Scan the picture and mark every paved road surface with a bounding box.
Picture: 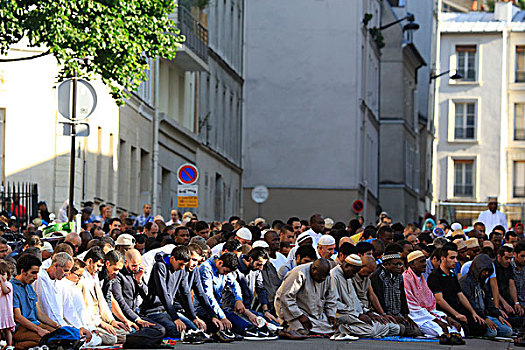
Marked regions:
[173,337,513,350]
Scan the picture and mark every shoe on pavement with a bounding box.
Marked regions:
[333,333,358,341]
[212,331,235,343]
[244,326,266,340]
[223,330,243,341]
[257,325,278,340]
[181,330,205,344]
[278,330,308,340]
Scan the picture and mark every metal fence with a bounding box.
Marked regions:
[0,182,38,228]
[177,5,209,62]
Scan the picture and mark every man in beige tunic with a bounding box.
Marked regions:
[331,254,402,338]
[275,259,337,338]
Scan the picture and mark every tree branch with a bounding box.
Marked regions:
[0,50,50,62]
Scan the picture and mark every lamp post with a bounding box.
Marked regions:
[429,70,463,83]
[380,12,420,42]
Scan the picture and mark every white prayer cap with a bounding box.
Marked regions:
[324,217,334,229]
[236,227,252,241]
[451,223,462,231]
[42,241,54,253]
[345,254,362,266]
[296,232,312,245]
[318,234,336,246]
[252,240,269,248]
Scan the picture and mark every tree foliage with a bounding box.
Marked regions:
[0,0,184,104]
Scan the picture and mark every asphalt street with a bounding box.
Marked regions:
[172,337,514,350]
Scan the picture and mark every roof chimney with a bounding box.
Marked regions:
[494,1,518,22]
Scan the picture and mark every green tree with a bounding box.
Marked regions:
[0,0,184,104]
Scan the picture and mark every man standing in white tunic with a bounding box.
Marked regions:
[303,214,325,248]
[477,199,508,234]
[275,259,337,339]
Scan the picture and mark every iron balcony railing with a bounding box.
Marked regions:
[176,6,208,63]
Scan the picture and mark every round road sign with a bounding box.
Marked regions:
[57,79,97,120]
[251,185,269,204]
[352,199,364,213]
[177,163,199,185]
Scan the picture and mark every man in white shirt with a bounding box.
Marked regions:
[303,214,325,248]
[34,253,93,342]
[478,200,508,234]
[60,258,101,346]
[79,247,128,345]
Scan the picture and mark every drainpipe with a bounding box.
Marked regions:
[152,58,160,215]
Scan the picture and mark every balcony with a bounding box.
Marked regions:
[170,5,209,71]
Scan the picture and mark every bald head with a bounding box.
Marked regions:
[339,237,353,247]
[310,258,330,282]
[264,230,279,241]
[125,248,142,262]
[65,232,81,253]
[125,249,142,274]
[359,255,377,277]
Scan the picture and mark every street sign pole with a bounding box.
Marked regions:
[68,72,77,221]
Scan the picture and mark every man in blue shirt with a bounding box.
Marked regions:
[13,253,59,349]
[197,253,242,333]
[133,204,154,229]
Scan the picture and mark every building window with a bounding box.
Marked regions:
[516,46,525,82]
[515,103,525,140]
[454,102,476,139]
[456,45,476,81]
[454,160,474,197]
[515,161,525,197]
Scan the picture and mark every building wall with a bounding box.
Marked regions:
[242,0,380,224]
[435,32,503,204]
[0,44,120,214]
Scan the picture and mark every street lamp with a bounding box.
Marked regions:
[380,12,420,42]
[429,69,463,83]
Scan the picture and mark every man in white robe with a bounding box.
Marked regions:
[331,254,401,338]
[275,259,337,338]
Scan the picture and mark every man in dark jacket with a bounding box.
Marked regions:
[459,254,513,338]
[175,244,222,331]
[370,252,420,335]
[140,245,206,338]
[427,243,487,336]
[112,249,166,347]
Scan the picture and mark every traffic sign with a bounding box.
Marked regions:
[352,199,364,213]
[59,122,90,137]
[251,185,269,204]
[57,79,97,120]
[177,163,199,185]
[177,185,198,208]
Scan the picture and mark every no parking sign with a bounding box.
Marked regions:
[177,163,199,185]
